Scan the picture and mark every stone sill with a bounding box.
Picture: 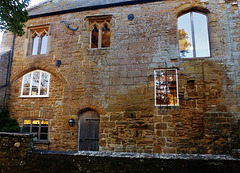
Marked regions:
[87,47,111,51]
[36,141,50,144]
[0,132,37,137]
[171,56,211,62]
[155,105,179,107]
[179,57,211,60]
[25,53,49,58]
[19,95,49,98]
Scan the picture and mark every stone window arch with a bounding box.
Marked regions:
[89,16,111,48]
[27,25,50,56]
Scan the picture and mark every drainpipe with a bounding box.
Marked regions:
[0,34,16,107]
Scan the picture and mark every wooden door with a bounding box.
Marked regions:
[79,110,100,151]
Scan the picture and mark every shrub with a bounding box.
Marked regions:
[0,108,20,132]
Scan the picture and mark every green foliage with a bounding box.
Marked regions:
[0,108,20,132]
[0,0,30,36]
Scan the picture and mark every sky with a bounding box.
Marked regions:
[29,0,46,7]
[0,0,46,47]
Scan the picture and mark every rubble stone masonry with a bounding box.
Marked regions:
[2,0,240,153]
[1,133,240,173]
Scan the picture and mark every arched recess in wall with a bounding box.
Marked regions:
[78,108,100,151]
[10,65,68,87]
[9,65,67,102]
[9,68,66,99]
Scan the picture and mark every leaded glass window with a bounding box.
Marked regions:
[154,69,179,106]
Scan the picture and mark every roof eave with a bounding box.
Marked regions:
[29,0,165,19]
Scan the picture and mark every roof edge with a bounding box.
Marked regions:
[29,0,165,19]
[27,0,50,11]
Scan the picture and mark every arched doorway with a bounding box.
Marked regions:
[78,110,100,151]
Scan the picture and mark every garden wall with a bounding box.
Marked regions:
[1,133,240,173]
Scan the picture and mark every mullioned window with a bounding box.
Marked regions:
[88,16,111,48]
[22,119,49,142]
[27,25,50,55]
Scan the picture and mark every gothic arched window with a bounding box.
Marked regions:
[29,25,49,55]
[178,11,210,58]
[91,25,99,48]
[102,24,110,48]
[89,18,111,48]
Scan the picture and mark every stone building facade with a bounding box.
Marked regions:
[1,0,240,154]
[0,50,10,108]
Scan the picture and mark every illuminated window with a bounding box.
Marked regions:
[28,25,49,55]
[21,70,50,97]
[178,11,210,58]
[22,119,49,142]
[154,69,179,106]
[89,17,111,48]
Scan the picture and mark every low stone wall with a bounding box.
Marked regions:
[22,150,240,173]
[0,132,36,172]
[1,133,240,173]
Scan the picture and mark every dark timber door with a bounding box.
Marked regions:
[79,110,100,151]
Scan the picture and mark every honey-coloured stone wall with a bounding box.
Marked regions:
[2,0,240,153]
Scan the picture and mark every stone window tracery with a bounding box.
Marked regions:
[28,25,50,55]
[21,70,50,97]
[154,69,179,106]
[178,11,210,58]
[89,18,111,48]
